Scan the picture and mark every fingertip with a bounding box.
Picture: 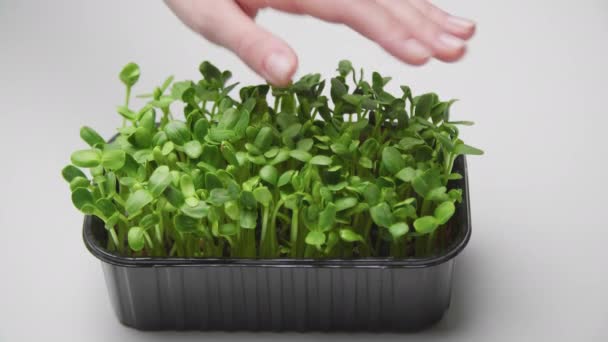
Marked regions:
[446,16,476,40]
[433,34,467,62]
[401,39,432,65]
[262,51,298,86]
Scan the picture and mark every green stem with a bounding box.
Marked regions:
[269,199,285,256]
[290,208,299,258]
[123,86,131,127]
[421,199,433,216]
[444,153,456,184]
[426,231,437,256]
[260,206,270,257]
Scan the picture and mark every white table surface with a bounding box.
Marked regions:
[1,0,607,340]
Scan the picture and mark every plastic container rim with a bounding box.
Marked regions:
[82,157,471,269]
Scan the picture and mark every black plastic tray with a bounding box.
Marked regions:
[83,156,472,331]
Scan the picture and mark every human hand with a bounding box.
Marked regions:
[165,0,475,86]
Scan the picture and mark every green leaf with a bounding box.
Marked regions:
[427,186,448,201]
[398,137,425,150]
[161,141,175,155]
[119,62,140,87]
[205,173,223,190]
[71,188,94,211]
[127,227,145,251]
[324,231,339,254]
[181,201,210,219]
[342,94,364,106]
[282,123,302,140]
[180,174,196,198]
[448,121,475,126]
[80,126,105,147]
[101,149,126,170]
[414,93,436,119]
[414,216,439,234]
[330,143,349,155]
[224,201,239,221]
[117,106,136,121]
[289,149,312,163]
[95,198,118,218]
[221,142,239,166]
[253,187,273,207]
[319,203,337,231]
[148,166,172,197]
[448,189,463,203]
[69,177,90,191]
[359,138,379,157]
[126,189,153,215]
[370,202,393,228]
[130,126,153,148]
[393,204,417,220]
[389,222,409,240]
[193,119,209,142]
[310,155,332,166]
[164,121,190,145]
[184,140,203,159]
[334,197,358,212]
[239,190,257,210]
[412,168,442,198]
[277,170,295,187]
[260,165,278,186]
[454,143,484,155]
[199,61,222,82]
[358,157,373,169]
[219,223,237,236]
[245,143,262,156]
[296,138,314,151]
[434,201,455,224]
[337,60,353,77]
[240,209,257,229]
[164,185,185,208]
[306,231,326,247]
[395,167,416,182]
[71,149,102,168]
[140,214,159,228]
[381,146,404,175]
[448,173,463,180]
[218,108,240,130]
[185,196,199,207]
[363,183,381,206]
[208,188,232,206]
[330,78,348,104]
[133,149,153,163]
[339,229,364,243]
[174,213,198,233]
[208,128,236,142]
[62,165,86,183]
[270,148,290,165]
[254,126,274,150]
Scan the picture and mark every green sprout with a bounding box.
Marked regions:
[63,60,483,258]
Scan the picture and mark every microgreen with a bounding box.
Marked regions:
[63,60,482,258]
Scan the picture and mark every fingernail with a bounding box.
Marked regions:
[403,39,431,59]
[447,16,476,30]
[264,52,293,84]
[438,34,465,50]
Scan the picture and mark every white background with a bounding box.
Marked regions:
[1,0,607,340]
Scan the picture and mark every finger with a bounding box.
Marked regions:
[247,0,432,65]
[407,0,475,40]
[164,0,297,86]
[376,0,466,62]
[235,0,260,18]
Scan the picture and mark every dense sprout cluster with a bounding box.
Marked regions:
[63,61,482,258]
